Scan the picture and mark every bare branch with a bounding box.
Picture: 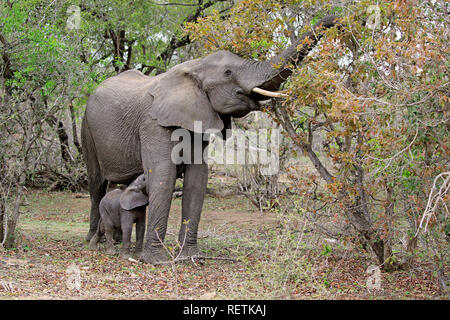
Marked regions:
[416,171,450,235]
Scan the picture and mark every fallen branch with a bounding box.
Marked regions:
[416,171,450,236]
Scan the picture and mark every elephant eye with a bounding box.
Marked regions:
[224,69,232,76]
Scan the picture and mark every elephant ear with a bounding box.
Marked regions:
[146,60,224,133]
[119,189,148,211]
[219,114,232,140]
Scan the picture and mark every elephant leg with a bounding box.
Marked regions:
[88,234,100,250]
[120,215,133,260]
[86,181,108,241]
[104,227,116,255]
[135,213,146,255]
[139,120,177,264]
[99,208,116,255]
[82,116,108,242]
[140,162,177,264]
[178,162,208,258]
[85,171,107,242]
[113,229,122,244]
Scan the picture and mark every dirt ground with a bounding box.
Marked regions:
[0,176,446,300]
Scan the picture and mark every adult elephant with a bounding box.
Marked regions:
[81,15,340,264]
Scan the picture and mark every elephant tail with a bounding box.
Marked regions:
[81,113,108,241]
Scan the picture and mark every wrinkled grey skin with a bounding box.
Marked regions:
[88,174,148,259]
[81,16,339,264]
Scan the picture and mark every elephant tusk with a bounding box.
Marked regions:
[252,87,289,99]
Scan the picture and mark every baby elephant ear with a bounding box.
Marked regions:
[119,189,149,211]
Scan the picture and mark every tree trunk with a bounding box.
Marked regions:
[275,105,389,266]
[46,115,72,168]
[0,196,4,245]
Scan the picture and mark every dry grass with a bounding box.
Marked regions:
[0,176,445,300]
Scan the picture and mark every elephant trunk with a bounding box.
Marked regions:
[250,15,341,98]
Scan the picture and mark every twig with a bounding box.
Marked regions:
[416,171,450,236]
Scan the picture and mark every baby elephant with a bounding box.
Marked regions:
[89,174,148,259]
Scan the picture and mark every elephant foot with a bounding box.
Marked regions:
[85,229,97,242]
[178,246,205,260]
[88,235,99,251]
[139,246,169,265]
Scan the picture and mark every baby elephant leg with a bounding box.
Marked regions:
[120,214,133,259]
[135,213,146,255]
[104,223,116,255]
[98,200,117,255]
